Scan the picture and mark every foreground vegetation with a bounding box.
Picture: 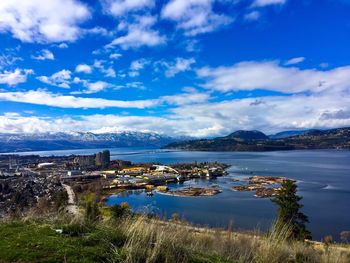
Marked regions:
[1,205,350,263]
[0,180,348,262]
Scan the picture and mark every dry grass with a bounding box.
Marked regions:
[109,215,350,263]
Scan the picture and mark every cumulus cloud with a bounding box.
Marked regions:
[167,92,350,136]
[101,0,155,17]
[0,69,33,86]
[0,0,90,43]
[162,57,196,77]
[37,69,72,88]
[75,64,93,74]
[84,81,112,94]
[31,49,55,60]
[161,0,233,36]
[129,59,150,77]
[93,60,116,78]
[252,0,287,7]
[197,61,350,94]
[108,15,166,49]
[1,91,349,136]
[72,77,115,94]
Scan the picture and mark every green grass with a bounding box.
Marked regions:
[0,221,121,262]
[0,219,232,263]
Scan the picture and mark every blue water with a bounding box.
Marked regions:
[11,148,350,241]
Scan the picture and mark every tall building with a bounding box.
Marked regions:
[95,150,110,168]
[102,150,110,168]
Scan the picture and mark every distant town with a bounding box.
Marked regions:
[0,150,232,217]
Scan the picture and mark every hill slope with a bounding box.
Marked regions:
[164,128,350,151]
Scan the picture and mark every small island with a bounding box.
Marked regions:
[232,176,292,198]
[158,187,222,197]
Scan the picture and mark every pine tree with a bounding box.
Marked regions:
[272,179,312,240]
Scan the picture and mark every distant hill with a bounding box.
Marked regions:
[164,128,350,152]
[223,130,269,140]
[269,130,310,139]
[0,131,185,153]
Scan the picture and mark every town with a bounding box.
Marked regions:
[0,150,229,217]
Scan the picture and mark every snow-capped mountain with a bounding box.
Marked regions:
[0,131,186,152]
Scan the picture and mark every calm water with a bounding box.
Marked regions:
[11,148,350,241]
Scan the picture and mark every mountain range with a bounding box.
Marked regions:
[164,128,350,151]
[0,131,183,152]
[1,128,349,153]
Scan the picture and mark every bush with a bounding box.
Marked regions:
[110,202,131,220]
[53,190,68,210]
[81,193,101,224]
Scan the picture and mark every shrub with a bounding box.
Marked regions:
[110,202,131,220]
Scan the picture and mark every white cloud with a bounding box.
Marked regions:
[0,90,158,109]
[93,60,116,77]
[244,11,260,21]
[129,59,150,77]
[75,64,93,74]
[72,77,116,94]
[108,16,166,49]
[58,43,69,49]
[125,81,145,90]
[284,57,305,65]
[37,69,72,88]
[110,53,122,59]
[0,53,23,69]
[252,0,287,7]
[197,61,350,94]
[0,69,33,86]
[173,94,350,136]
[31,49,55,60]
[104,68,117,78]
[0,0,90,43]
[1,91,349,136]
[160,91,210,106]
[163,57,196,77]
[84,26,113,37]
[102,0,155,17]
[0,89,210,110]
[85,81,112,94]
[161,0,233,36]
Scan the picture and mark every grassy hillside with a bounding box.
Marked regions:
[0,210,349,263]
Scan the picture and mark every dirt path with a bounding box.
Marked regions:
[62,184,79,215]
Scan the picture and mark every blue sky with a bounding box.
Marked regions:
[0,0,350,137]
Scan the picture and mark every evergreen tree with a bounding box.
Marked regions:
[272,179,312,240]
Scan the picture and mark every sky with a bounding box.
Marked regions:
[0,0,350,137]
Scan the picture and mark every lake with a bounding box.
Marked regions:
[11,148,350,241]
